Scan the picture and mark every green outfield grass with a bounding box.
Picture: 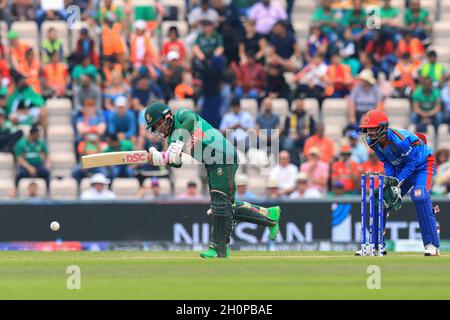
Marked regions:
[0,251,449,299]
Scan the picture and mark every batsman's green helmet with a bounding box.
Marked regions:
[144,102,171,130]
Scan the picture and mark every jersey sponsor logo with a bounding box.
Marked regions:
[391,146,412,166]
[125,153,146,163]
[414,189,422,197]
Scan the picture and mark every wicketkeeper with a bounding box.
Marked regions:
[358,109,440,256]
[144,102,281,258]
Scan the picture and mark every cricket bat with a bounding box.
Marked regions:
[82,150,159,169]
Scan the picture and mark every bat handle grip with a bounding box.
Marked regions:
[161,151,169,164]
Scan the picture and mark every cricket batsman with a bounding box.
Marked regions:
[358,109,440,256]
[144,102,281,258]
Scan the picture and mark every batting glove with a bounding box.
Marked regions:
[148,147,166,166]
[167,140,184,165]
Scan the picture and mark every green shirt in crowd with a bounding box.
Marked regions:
[380,6,400,19]
[0,119,18,134]
[312,7,338,34]
[103,139,134,153]
[404,8,430,26]
[97,6,125,23]
[14,138,48,166]
[71,64,98,84]
[344,9,367,29]
[412,86,440,113]
[6,86,45,116]
[195,32,224,57]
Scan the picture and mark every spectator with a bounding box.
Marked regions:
[97,0,125,23]
[75,28,97,66]
[8,30,30,70]
[73,133,107,183]
[264,178,286,201]
[269,150,298,195]
[41,27,64,64]
[108,96,137,142]
[14,125,50,187]
[295,54,328,103]
[348,69,383,124]
[325,53,353,98]
[380,0,401,32]
[11,0,35,21]
[347,130,368,164]
[267,20,302,71]
[139,177,171,200]
[338,27,360,76]
[419,51,447,88]
[331,180,348,196]
[248,0,287,36]
[364,30,396,76]
[161,51,185,100]
[101,55,124,88]
[103,134,135,179]
[358,51,381,79]
[312,0,339,43]
[231,50,266,100]
[0,108,23,153]
[101,12,126,63]
[344,0,369,41]
[176,181,205,200]
[220,99,254,151]
[404,0,432,43]
[289,172,322,199]
[161,26,187,63]
[235,175,257,201]
[256,98,280,147]
[186,0,219,45]
[331,144,360,193]
[26,181,39,199]
[391,52,420,98]
[6,73,45,126]
[131,68,164,111]
[238,19,267,64]
[71,55,98,85]
[436,149,450,170]
[80,173,116,200]
[130,20,161,77]
[360,149,384,189]
[300,147,329,194]
[43,52,69,98]
[265,63,290,100]
[0,0,8,24]
[192,20,224,67]
[36,0,67,27]
[16,48,41,94]
[306,25,328,62]
[441,78,450,123]
[281,99,316,166]
[104,71,130,113]
[304,123,336,164]
[75,98,107,141]
[396,29,425,62]
[73,75,102,112]
[411,77,442,132]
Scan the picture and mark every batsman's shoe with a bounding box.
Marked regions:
[424,244,440,256]
[354,249,387,256]
[268,206,281,241]
[200,246,230,259]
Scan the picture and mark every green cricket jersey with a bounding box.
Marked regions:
[167,109,238,170]
[14,138,48,166]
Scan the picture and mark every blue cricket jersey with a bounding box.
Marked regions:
[369,128,433,182]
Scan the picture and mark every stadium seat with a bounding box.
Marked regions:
[18,178,47,199]
[324,124,344,149]
[11,21,40,54]
[161,21,189,38]
[48,142,74,153]
[0,153,15,181]
[247,175,267,196]
[112,178,140,199]
[438,124,450,148]
[69,22,97,53]
[51,152,76,170]
[47,125,75,143]
[293,21,309,39]
[429,46,450,62]
[51,168,73,179]
[50,178,78,200]
[384,98,410,129]
[46,99,72,126]
[142,177,172,196]
[80,177,92,193]
[41,21,69,57]
[168,98,195,113]
[0,179,14,199]
[240,99,258,118]
[0,21,7,48]
[272,98,289,118]
[322,99,348,131]
[247,148,270,168]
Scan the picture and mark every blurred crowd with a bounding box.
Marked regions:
[2,0,450,200]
